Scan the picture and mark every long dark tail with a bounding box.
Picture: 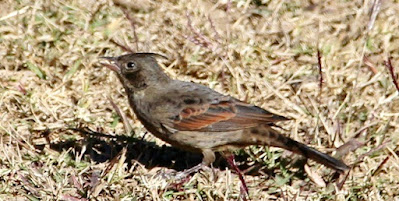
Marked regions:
[249,127,349,172]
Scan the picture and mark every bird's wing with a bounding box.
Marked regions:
[170,97,289,132]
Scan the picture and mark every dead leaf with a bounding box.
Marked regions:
[304,165,326,187]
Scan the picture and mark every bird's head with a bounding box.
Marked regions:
[100,53,169,92]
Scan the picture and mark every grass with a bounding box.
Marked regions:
[1,0,399,200]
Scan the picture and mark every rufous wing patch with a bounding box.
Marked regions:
[174,102,236,130]
[172,99,288,132]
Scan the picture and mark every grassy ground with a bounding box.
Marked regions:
[1,0,399,200]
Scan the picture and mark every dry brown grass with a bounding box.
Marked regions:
[1,0,399,200]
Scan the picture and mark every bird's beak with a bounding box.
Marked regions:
[99,56,119,72]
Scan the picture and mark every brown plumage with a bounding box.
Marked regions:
[101,53,349,173]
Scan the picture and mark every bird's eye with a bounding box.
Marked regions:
[126,62,136,69]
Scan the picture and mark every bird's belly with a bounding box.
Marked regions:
[169,130,244,151]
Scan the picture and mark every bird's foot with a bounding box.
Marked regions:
[157,163,211,191]
[158,163,211,180]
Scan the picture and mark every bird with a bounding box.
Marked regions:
[100,52,349,176]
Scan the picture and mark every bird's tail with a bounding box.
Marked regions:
[247,127,349,172]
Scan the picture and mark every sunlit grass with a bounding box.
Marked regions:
[0,0,398,200]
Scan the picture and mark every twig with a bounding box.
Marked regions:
[371,145,399,176]
[17,82,27,95]
[353,140,391,165]
[121,8,139,52]
[69,127,137,142]
[207,15,221,44]
[89,3,104,24]
[384,56,399,93]
[110,38,134,53]
[225,0,231,12]
[185,11,214,50]
[317,48,323,99]
[352,0,382,94]
[336,168,351,190]
[363,56,378,74]
[367,0,381,33]
[102,147,127,177]
[372,154,390,176]
[107,96,133,135]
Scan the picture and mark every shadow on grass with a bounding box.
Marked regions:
[37,127,314,179]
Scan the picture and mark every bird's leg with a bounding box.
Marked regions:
[225,154,249,196]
